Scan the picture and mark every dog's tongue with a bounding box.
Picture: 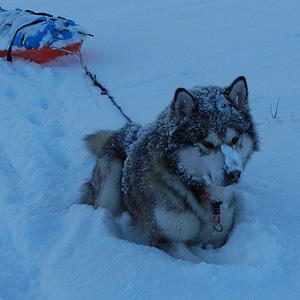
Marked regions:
[220,144,242,173]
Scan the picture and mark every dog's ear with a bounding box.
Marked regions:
[224,76,249,110]
[171,88,195,124]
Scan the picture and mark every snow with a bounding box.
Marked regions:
[0,0,300,299]
[221,144,242,173]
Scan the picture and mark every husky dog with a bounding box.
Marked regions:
[82,76,259,263]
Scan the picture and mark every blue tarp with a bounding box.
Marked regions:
[0,8,87,50]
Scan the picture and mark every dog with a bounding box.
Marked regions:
[81,76,259,263]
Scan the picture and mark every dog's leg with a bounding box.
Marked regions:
[94,158,123,215]
[81,157,124,216]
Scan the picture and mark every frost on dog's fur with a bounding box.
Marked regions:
[82,76,259,263]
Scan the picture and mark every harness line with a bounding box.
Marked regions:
[76,47,132,123]
[53,44,132,123]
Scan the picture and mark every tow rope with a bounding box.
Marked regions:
[77,49,132,123]
[53,45,132,123]
[46,44,133,123]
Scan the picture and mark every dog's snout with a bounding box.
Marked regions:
[226,170,241,183]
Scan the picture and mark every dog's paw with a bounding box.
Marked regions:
[169,241,202,263]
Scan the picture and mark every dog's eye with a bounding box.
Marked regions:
[202,141,215,149]
[232,136,239,145]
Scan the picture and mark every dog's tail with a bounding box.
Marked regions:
[84,130,115,156]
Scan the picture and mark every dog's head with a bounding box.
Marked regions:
[166,76,259,188]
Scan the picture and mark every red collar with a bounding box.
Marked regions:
[202,193,223,232]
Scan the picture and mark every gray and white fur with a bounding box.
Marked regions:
[81,77,259,263]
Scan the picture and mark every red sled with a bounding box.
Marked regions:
[0,41,82,63]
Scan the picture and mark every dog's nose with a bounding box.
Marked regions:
[226,170,241,183]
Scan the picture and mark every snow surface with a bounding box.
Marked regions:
[1,0,300,299]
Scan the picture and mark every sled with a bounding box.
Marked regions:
[0,8,89,63]
[0,41,82,63]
